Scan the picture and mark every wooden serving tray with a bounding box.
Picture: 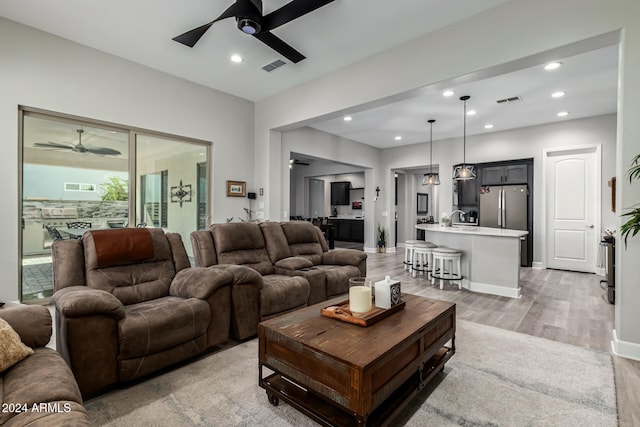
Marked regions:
[321,299,406,327]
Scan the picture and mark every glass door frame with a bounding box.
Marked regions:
[18,105,212,303]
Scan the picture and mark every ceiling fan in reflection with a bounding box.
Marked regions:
[34,129,121,156]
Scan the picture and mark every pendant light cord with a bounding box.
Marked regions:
[463,98,466,165]
[429,121,433,172]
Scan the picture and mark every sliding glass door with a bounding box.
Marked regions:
[19,108,210,302]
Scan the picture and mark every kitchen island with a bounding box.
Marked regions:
[415,224,528,298]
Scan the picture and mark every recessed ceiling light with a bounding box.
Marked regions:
[557,111,569,117]
[552,91,566,98]
[544,62,562,70]
[443,90,455,97]
[230,54,243,63]
[395,136,402,141]
[467,109,476,116]
[343,116,352,122]
[484,124,494,129]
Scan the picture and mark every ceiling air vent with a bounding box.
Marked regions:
[262,59,286,72]
[496,96,522,104]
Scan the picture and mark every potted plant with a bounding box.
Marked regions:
[377,223,386,253]
[621,154,640,247]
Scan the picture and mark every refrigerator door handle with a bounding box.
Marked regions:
[501,189,507,228]
[497,189,503,227]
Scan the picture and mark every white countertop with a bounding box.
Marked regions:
[416,223,528,238]
[329,216,364,220]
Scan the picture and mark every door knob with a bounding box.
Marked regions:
[586,224,595,229]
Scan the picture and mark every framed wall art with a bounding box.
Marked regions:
[226,180,246,197]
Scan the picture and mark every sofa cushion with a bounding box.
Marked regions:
[118,296,210,359]
[211,223,275,275]
[260,222,292,263]
[0,305,52,348]
[280,222,325,265]
[260,275,309,317]
[312,265,362,297]
[0,317,33,373]
[2,348,82,414]
[274,257,313,270]
[83,228,176,305]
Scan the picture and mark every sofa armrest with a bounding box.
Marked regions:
[212,264,264,289]
[322,249,367,266]
[0,305,51,348]
[53,286,125,320]
[274,256,314,270]
[170,267,234,299]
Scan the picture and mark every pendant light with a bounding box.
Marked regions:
[422,119,440,185]
[453,95,477,180]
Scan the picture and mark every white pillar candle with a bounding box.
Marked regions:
[349,286,372,313]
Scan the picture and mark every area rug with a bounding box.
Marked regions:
[84,320,617,426]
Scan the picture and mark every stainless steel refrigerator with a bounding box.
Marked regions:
[479,184,528,265]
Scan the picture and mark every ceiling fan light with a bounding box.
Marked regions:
[238,18,260,34]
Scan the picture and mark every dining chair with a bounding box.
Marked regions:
[45,225,67,241]
[66,221,92,229]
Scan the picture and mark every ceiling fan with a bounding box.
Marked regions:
[172,0,335,63]
[34,129,122,156]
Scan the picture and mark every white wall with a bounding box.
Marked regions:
[0,18,255,301]
[255,0,640,359]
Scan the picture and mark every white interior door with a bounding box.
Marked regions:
[546,147,599,272]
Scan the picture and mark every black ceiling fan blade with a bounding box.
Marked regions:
[172,3,238,47]
[262,0,334,31]
[34,142,73,149]
[87,147,122,156]
[253,31,305,63]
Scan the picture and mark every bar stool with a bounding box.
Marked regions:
[403,240,419,272]
[412,241,438,278]
[431,247,463,290]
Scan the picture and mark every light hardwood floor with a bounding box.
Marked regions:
[365,250,640,426]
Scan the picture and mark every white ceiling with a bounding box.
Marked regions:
[1,0,619,153]
[0,0,510,102]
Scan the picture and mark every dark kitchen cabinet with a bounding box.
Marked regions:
[330,181,351,205]
[327,219,363,243]
[481,164,528,185]
[453,179,478,206]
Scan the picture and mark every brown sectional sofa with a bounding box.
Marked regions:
[190,221,367,340]
[51,228,238,398]
[0,305,91,426]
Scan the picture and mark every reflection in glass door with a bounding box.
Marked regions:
[20,112,129,301]
[135,134,208,257]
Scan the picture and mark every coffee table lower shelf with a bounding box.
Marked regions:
[259,345,454,427]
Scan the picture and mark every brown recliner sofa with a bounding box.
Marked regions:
[0,305,91,426]
[190,222,310,340]
[264,221,366,303]
[52,228,235,398]
[190,221,366,340]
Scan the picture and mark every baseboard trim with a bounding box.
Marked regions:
[364,247,378,253]
[465,280,521,298]
[611,329,640,361]
[532,262,544,269]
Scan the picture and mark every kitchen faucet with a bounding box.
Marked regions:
[450,210,466,223]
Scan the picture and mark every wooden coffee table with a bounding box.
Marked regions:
[258,293,456,426]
